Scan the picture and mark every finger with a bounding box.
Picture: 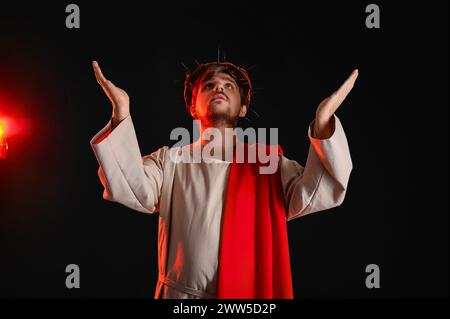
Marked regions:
[101,80,116,99]
[92,61,108,85]
[92,61,103,85]
[334,69,359,105]
[105,80,117,90]
[337,69,359,95]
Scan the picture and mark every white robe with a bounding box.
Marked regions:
[90,114,352,299]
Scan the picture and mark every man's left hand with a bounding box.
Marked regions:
[314,69,359,139]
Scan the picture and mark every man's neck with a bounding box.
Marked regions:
[198,120,238,161]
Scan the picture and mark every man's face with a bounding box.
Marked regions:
[194,72,247,125]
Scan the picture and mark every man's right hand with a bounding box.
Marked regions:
[92,61,130,127]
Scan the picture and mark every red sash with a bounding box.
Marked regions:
[216,143,294,299]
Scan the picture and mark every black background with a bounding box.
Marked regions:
[0,1,448,299]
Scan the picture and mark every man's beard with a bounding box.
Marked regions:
[205,107,238,127]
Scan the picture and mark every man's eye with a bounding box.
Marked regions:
[204,83,213,89]
[225,83,234,89]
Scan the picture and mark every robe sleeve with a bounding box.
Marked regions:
[90,115,167,214]
[280,114,353,221]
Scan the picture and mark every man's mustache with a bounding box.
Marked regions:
[210,92,228,101]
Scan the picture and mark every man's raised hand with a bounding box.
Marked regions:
[314,69,359,139]
[92,61,130,126]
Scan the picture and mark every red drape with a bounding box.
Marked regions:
[216,143,294,299]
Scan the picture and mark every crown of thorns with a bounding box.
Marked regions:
[183,62,253,114]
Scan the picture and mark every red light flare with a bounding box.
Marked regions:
[0,119,8,159]
[0,94,30,160]
[0,108,26,137]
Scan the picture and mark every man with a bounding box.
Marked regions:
[90,60,357,299]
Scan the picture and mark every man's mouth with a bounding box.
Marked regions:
[211,93,227,101]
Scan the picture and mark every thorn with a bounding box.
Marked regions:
[249,108,260,117]
[181,62,191,73]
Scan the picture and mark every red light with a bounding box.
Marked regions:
[0,119,8,159]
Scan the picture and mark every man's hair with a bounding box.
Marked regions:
[184,62,252,118]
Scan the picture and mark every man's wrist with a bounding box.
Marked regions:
[313,115,334,139]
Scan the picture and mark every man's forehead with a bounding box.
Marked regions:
[202,72,237,83]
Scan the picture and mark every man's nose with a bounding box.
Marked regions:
[215,84,224,92]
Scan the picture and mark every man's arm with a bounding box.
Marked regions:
[281,114,352,221]
[281,69,358,221]
[90,61,166,214]
[90,114,166,214]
